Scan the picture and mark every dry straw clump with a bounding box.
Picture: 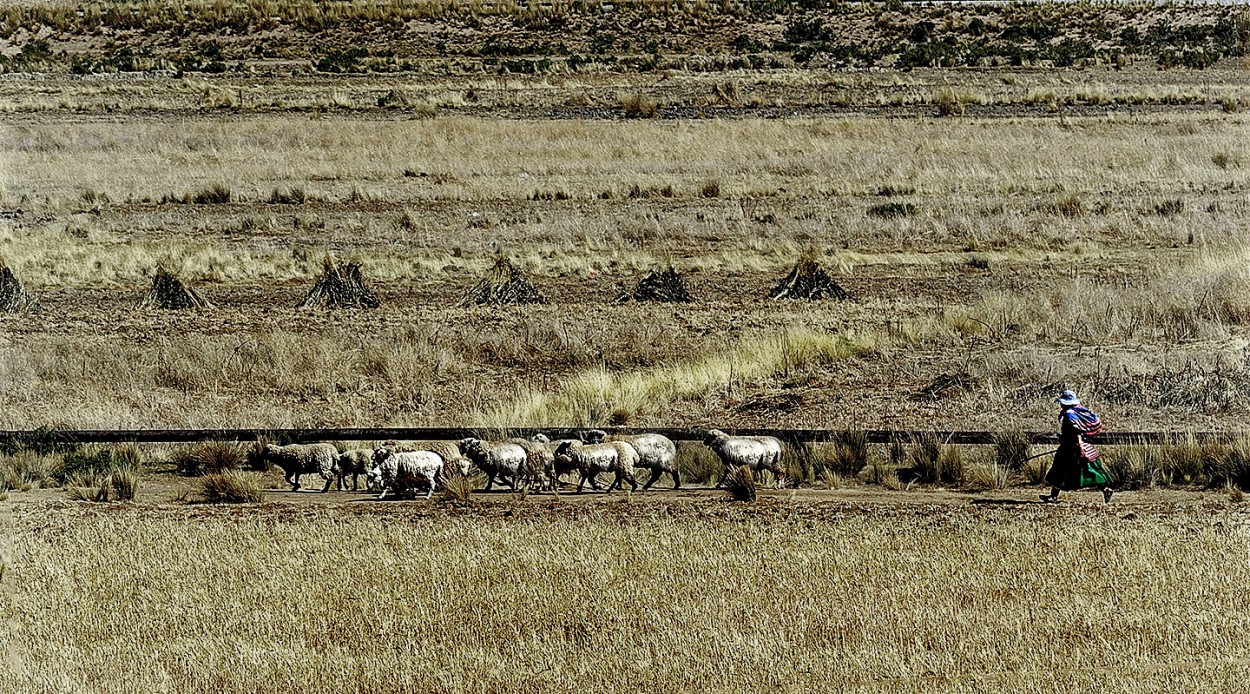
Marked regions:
[137,267,210,310]
[458,255,546,307]
[613,267,692,303]
[198,471,265,503]
[770,256,850,301]
[0,259,37,312]
[298,258,380,309]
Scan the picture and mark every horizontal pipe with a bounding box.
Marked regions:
[0,428,1234,446]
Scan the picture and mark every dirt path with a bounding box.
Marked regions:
[5,474,1237,515]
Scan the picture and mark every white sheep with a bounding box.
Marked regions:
[552,440,638,493]
[336,448,374,491]
[583,430,680,490]
[247,443,341,492]
[368,447,469,500]
[366,440,468,492]
[531,433,584,490]
[507,437,556,490]
[458,438,530,491]
[704,429,787,489]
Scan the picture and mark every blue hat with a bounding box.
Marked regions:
[1056,390,1080,406]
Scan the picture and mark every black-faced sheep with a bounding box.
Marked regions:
[336,448,373,491]
[703,429,787,489]
[248,443,340,492]
[552,440,638,493]
[458,438,530,491]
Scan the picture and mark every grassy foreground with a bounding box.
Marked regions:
[2,500,1250,692]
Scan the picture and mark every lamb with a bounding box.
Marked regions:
[247,443,340,492]
[458,438,530,491]
[368,448,449,500]
[336,448,374,491]
[703,429,787,489]
[552,440,638,493]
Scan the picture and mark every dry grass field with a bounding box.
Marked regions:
[4,1,1250,690]
[4,496,1250,692]
[3,106,1250,431]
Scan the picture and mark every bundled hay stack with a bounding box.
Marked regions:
[769,256,850,301]
[138,268,211,310]
[0,259,36,312]
[297,258,380,310]
[613,267,692,303]
[457,255,546,307]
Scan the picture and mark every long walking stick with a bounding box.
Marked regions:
[1022,449,1058,463]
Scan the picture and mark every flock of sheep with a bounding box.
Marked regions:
[246,429,789,499]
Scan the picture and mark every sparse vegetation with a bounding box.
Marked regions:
[197,470,265,503]
[171,442,246,477]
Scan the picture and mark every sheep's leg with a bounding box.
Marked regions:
[483,473,496,492]
[351,473,359,492]
[586,472,604,491]
[290,471,302,491]
[628,471,638,493]
[425,474,436,500]
[320,474,333,493]
[642,468,662,491]
[577,471,588,493]
[671,468,682,489]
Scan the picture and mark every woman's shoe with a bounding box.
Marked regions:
[1103,488,1114,503]
[1040,494,1059,503]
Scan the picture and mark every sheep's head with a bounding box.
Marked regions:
[703,429,728,447]
[365,466,383,491]
[371,447,393,467]
[245,444,269,470]
[531,433,550,444]
[554,440,582,457]
[580,429,608,444]
[458,438,486,458]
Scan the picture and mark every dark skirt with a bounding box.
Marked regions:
[1046,442,1110,491]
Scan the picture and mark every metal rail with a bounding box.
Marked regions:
[0,427,1233,446]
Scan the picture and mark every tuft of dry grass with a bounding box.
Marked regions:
[723,464,757,502]
[197,471,265,503]
[171,441,246,476]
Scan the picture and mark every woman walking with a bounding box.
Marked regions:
[1041,390,1114,503]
